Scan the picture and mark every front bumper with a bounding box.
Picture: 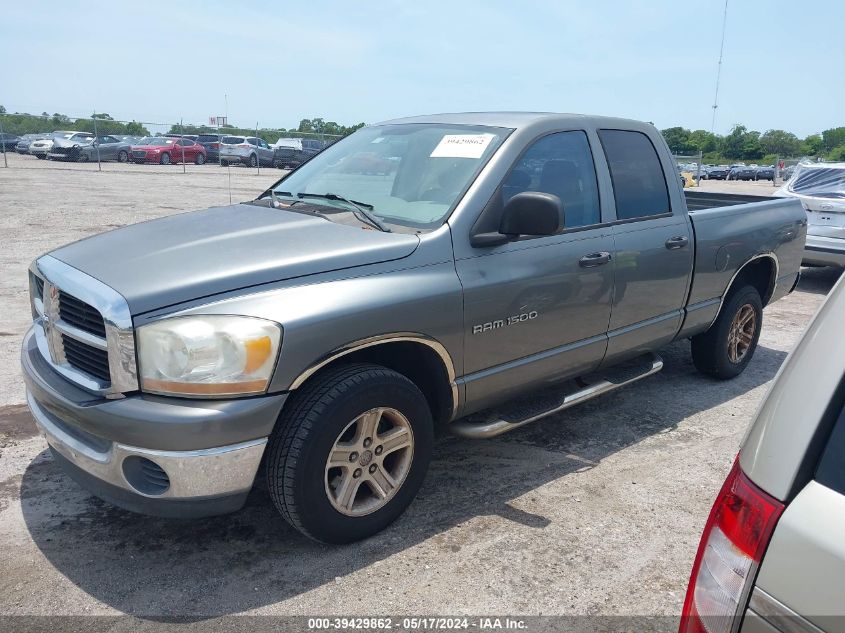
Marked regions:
[22,326,287,518]
[29,147,50,156]
[803,234,845,268]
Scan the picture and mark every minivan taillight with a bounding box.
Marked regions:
[679,458,784,633]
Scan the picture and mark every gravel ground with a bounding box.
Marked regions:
[0,153,840,623]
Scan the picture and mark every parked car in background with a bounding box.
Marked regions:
[47,132,95,161]
[755,165,775,181]
[708,165,730,180]
[49,133,131,163]
[680,273,845,633]
[164,133,198,141]
[15,133,49,154]
[775,161,845,268]
[730,166,758,181]
[196,133,223,162]
[781,164,798,181]
[29,131,75,159]
[130,136,207,165]
[272,138,328,169]
[0,132,22,151]
[219,135,274,167]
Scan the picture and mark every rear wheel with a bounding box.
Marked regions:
[221,159,229,167]
[249,153,258,168]
[692,285,763,379]
[266,363,433,543]
[160,152,171,165]
[77,152,88,163]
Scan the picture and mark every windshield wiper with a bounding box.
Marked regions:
[297,192,390,233]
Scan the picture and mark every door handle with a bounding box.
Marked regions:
[665,236,689,250]
[579,251,612,267]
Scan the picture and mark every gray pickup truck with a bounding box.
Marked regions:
[22,113,806,543]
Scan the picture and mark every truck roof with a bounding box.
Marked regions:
[376,111,653,131]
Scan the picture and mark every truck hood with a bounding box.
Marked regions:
[49,203,420,314]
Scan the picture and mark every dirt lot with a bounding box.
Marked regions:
[0,153,840,622]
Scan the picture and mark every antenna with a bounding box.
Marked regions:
[711,0,729,133]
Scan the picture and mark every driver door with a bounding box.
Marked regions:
[455,130,614,412]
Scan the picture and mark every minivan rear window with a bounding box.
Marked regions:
[222,136,245,144]
[816,403,845,496]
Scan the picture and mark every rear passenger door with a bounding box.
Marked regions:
[597,129,693,366]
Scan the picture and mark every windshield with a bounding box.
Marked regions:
[268,123,508,229]
[787,165,845,199]
[137,137,174,146]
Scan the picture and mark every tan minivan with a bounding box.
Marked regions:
[680,272,845,633]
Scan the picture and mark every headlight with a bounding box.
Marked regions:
[138,315,281,397]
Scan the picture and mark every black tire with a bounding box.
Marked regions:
[249,153,258,168]
[221,159,229,167]
[195,152,206,165]
[36,154,46,160]
[691,285,763,380]
[118,150,128,163]
[266,363,433,544]
[160,152,171,165]
[77,152,88,163]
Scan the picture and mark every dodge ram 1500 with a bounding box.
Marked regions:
[22,112,806,543]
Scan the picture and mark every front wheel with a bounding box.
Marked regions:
[159,152,171,165]
[691,285,763,379]
[117,150,128,163]
[266,363,433,543]
[195,153,206,165]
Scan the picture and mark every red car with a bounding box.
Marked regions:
[129,136,208,165]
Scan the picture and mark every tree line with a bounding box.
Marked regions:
[661,124,845,163]
[0,107,150,137]
[165,117,366,143]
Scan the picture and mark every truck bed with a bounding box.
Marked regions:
[684,190,779,212]
[683,193,806,323]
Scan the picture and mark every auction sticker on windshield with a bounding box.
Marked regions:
[430,133,496,159]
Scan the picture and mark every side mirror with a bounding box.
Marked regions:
[471,191,564,247]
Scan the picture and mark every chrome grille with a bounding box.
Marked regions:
[58,291,107,338]
[61,334,111,382]
[29,255,139,397]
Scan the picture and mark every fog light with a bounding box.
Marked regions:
[122,456,170,496]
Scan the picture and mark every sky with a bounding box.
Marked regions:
[1,0,842,137]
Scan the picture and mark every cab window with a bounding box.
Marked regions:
[598,129,670,220]
[502,131,601,228]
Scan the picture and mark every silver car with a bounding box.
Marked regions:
[219,135,274,167]
[680,272,845,633]
[29,131,76,159]
[48,133,131,163]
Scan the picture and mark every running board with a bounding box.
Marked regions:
[450,353,664,439]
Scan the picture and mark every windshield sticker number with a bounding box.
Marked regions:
[430,133,495,159]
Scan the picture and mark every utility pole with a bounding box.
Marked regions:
[711,0,729,134]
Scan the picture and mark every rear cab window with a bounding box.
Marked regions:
[598,129,671,220]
